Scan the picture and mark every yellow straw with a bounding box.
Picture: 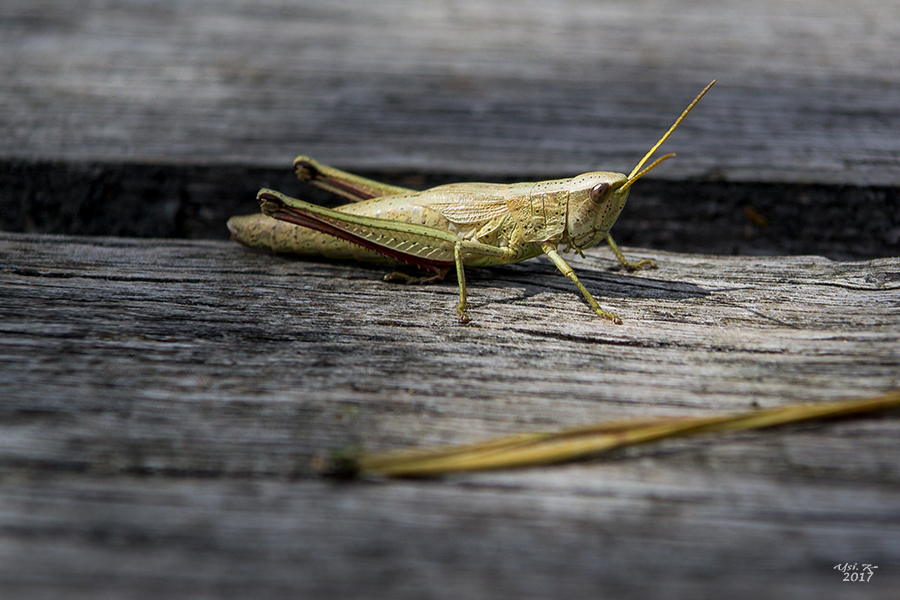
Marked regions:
[327,389,900,478]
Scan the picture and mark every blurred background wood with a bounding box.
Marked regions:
[1,0,899,259]
[2,1,900,598]
[3,0,900,184]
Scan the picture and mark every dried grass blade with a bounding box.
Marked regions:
[346,390,900,478]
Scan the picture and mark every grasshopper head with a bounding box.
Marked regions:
[564,152,674,250]
[565,172,630,250]
[564,79,716,252]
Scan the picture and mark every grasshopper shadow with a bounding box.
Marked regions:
[471,258,709,304]
[246,250,708,308]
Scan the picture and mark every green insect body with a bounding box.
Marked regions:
[228,81,715,323]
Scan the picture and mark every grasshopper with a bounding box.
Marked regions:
[228,80,715,323]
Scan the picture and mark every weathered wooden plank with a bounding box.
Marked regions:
[1,232,899,596]
[2,0,900,184]
[2,232,898,462]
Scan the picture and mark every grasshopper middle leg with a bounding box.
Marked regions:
[384,244,471,323]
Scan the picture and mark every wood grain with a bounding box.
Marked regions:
[2,232,899,597]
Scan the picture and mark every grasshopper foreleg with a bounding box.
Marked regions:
[542,242,623,324]
[605,234,657,272]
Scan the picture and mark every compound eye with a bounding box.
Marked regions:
[589,182,611,204]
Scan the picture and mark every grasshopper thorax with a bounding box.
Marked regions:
[565,171,629,251]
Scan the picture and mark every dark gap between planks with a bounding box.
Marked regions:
[1,159,898,260]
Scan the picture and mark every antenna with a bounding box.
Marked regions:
[618,153,675,193]
[626,79,716,182]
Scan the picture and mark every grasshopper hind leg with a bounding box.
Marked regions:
[294,156,415,202]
